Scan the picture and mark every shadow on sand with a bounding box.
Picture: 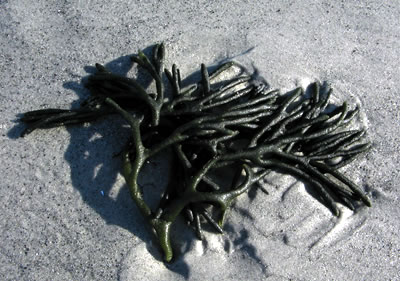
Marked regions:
[10,45,335,280]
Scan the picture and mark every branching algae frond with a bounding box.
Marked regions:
[20,43,371,262]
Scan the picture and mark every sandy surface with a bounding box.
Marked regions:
[1,1,399,280]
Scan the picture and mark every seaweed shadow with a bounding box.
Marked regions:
[60,47,191,279]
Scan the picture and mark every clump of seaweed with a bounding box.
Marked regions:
[20,43,371,262]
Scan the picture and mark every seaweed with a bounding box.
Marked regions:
[19,43,371,262]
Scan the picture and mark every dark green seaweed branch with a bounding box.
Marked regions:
[19,43,371,262]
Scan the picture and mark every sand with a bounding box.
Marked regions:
[1,1,399,280]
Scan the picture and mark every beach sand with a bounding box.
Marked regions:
[1,1,399,280]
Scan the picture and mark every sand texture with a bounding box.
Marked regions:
[1,1,399,280]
